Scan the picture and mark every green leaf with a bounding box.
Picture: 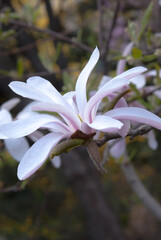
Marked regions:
[132,47,142,59]
[137,2,153,43]
[17,58,24,77]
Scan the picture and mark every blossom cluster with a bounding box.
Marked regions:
[1,47,161,180]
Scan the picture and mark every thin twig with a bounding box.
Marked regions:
[102,0,120,71]
[8,19,92,53]
[97,0,104,52]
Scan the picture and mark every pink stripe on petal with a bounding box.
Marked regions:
[0,113,58,138]
[33,102,81,130]
[27,76,70,107]
[75,47,100,118]
[84,78,129,123]
[106,107,161,130]
[17,132,67,180]
[9,81,52,102]
[87,115,123,131]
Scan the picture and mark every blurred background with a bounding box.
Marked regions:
[0,0,161,239]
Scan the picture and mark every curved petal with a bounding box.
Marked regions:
[116,42,134,74]
[1,98,20,111]
[84,78,129,123]
[85,67,147,123]
[4,137,30,162]
[0,113,60,138]
[63,91,78,113]
[107,94,130,137]
[105,107,161,130]
[75,47,100,117]
[17,132,67,180]
[109,138,126,159]
[27,76,70,107]
[9,81,52,102]
[0,109,12,139]
[147,130,158,150]
[0,109,12,124]
[33,102,81,131]
[87,115,123,132]
[130,74,146,89]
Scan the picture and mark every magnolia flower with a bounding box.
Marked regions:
[1,47,161,181]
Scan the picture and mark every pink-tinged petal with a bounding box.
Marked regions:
[0,109,12,139]
[116,42,134,74]
[144,69,161,77]
[27,76,70,107]
[43,122,71,134]
[51,156,61,168]
[114,96,130,137]
[1,98,20,111]
[9,81,52,102]
[0,109,12,124]
[17,132,67,180]
[33,102,81,131]
[0,113,58,138]
[109,138,126,159]
[85,67,147,123]
[84,78,129,123]
[28,130,44,142]
[63,91,78,113]
[4,137,30,162]
[147,130,158,150]
[105,107,161,130]
[75,47,100,117]
[87,115,123,132]
[98,76,112,89]
[130,74,146,89]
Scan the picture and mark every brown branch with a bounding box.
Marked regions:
[96,125,153,147]
[102,0,120,74]
[97,0,104,53]
[8,19,92,53]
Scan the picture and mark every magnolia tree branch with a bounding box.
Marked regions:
[96,124,153,147]
[8,19,92,53]
[121,158,161,221]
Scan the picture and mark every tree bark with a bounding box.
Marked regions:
[61,146,127,240]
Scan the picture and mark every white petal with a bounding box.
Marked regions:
[0,109,12,139]
[51,156,61,168]
[130,74,146,89]
[0,113,58,138]
[9,81,52,102]
[75,47,100,117]
[116,42,134,74]
[109,138,126,159]
[27,76,70,107]
[63,91,78,113]
[4,137,30,162]
[84,78,129,123]
[33,102,81,131]
[147,130,158,150]
[0,109,12,124]
[1,98,20,111]
[106,107,161,130]
[17,132,67,180]
[87,115,123,132]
